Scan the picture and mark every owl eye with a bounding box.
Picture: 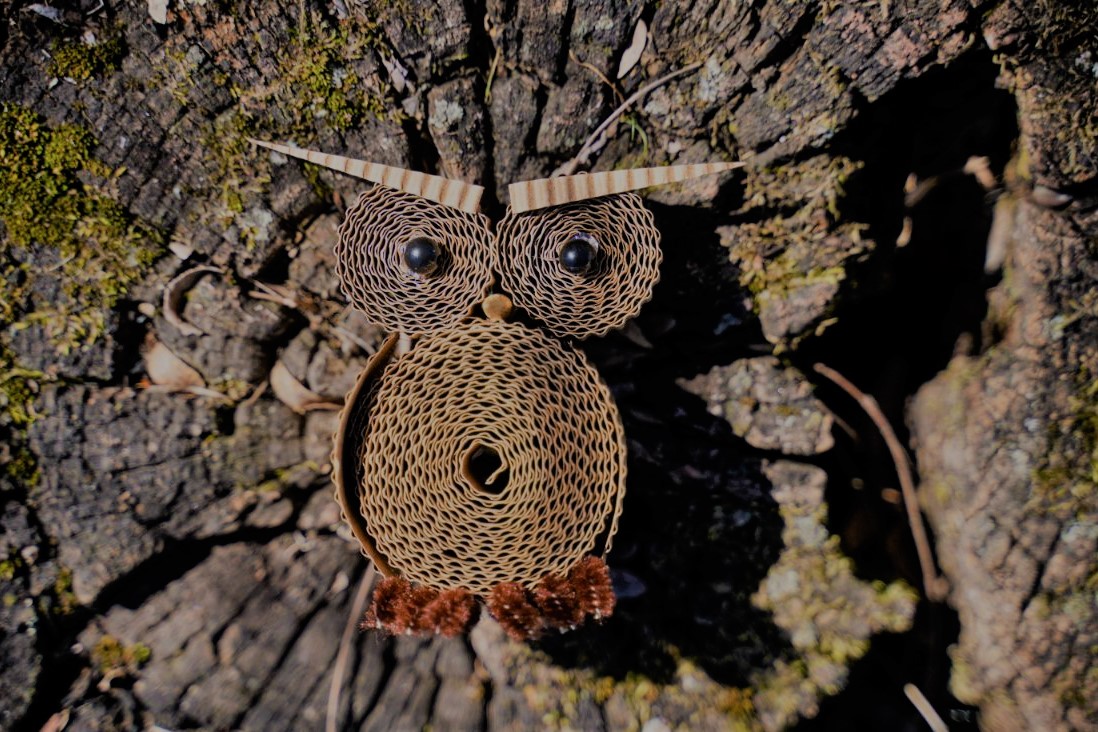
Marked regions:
[495,193,662,339]
[558,233,598,275]
[334,187,493,336]
[245,141,493,336]
[403,236,443,276]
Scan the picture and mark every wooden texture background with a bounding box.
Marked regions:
[0,0,1095,730]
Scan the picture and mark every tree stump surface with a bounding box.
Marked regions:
[0,0,1094,730]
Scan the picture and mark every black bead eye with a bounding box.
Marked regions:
[559,233,598,275]
[403,236,441,276]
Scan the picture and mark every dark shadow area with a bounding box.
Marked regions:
[537,200,791,685]
[787,46,1017,731]
[463,444,510,494]
[796,48,1016,411]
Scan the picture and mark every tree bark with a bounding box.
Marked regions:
[0,0,1094,730]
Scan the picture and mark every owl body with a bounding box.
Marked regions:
[251,138,740,639]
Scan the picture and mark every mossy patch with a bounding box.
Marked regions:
[0,556,19,582]
[0,104,162,487]
[91,635,152,674]
[718,156,870,345]
[750,473,917,728]
[0,354,43,430]
[48,30,126,82]
[278,17,390,133]
[723,156,868,295]
[174,11,401,229]
[48,566,79,616]
[0,103,163,350]
[1034,374,1098,518]
[199,108,262,219]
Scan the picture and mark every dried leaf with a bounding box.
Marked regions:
[168,240,194,260]
[162,265,221,337]
[25,4,64,22]
[144,340,204,391]
[148,0,169,24]
[620,320,654,349]
[616,20,647,79]
[270,360,341,414]
[380,54,409,94]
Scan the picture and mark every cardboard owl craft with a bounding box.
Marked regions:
[251,139,741,640]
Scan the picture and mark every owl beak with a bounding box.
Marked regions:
[249,139,484,214]
[507,162,743,213]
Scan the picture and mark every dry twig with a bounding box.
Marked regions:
[813,363,949,601]
[569,50,626,106]
[326,566,377,732]
[903,683,949,732]
[554,62,703,177]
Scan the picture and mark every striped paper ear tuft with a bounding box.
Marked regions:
[508,162,743,213]
[250,139,484,214]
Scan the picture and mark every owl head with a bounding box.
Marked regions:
[253,140,740,640]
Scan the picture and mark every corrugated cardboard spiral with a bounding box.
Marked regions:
[333,318,627,596]
[334,188,661,340]
[494,192,662,339]
[334,186,494,336]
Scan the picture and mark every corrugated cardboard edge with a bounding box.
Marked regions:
[331,332,400,577]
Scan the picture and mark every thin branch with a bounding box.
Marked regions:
[326,565,376,732]
[484,46,502,105]
[569,50,626,106]
[248,290,298,308]
[249,280,299,309]
[903,683,949,732]
[554,62,703,177]
[812,362,948,602]
[240,380,269,410]
[332,325,377,356]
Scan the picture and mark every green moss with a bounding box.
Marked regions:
[0,103,163,350]
[1033,375,1098,517]
[0,443,38,487]
[0,354,43,429]
[278,14,393,134]
[51,566,79,616]
[722,156,869,343]
[199,108,258,219]
[211,377,251,401]
[302,162,332,200]
[749,477,917,727]
[91,636,152,674]
[184,13,400,228]
[369,0,432,40]
[48,32,126,82]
